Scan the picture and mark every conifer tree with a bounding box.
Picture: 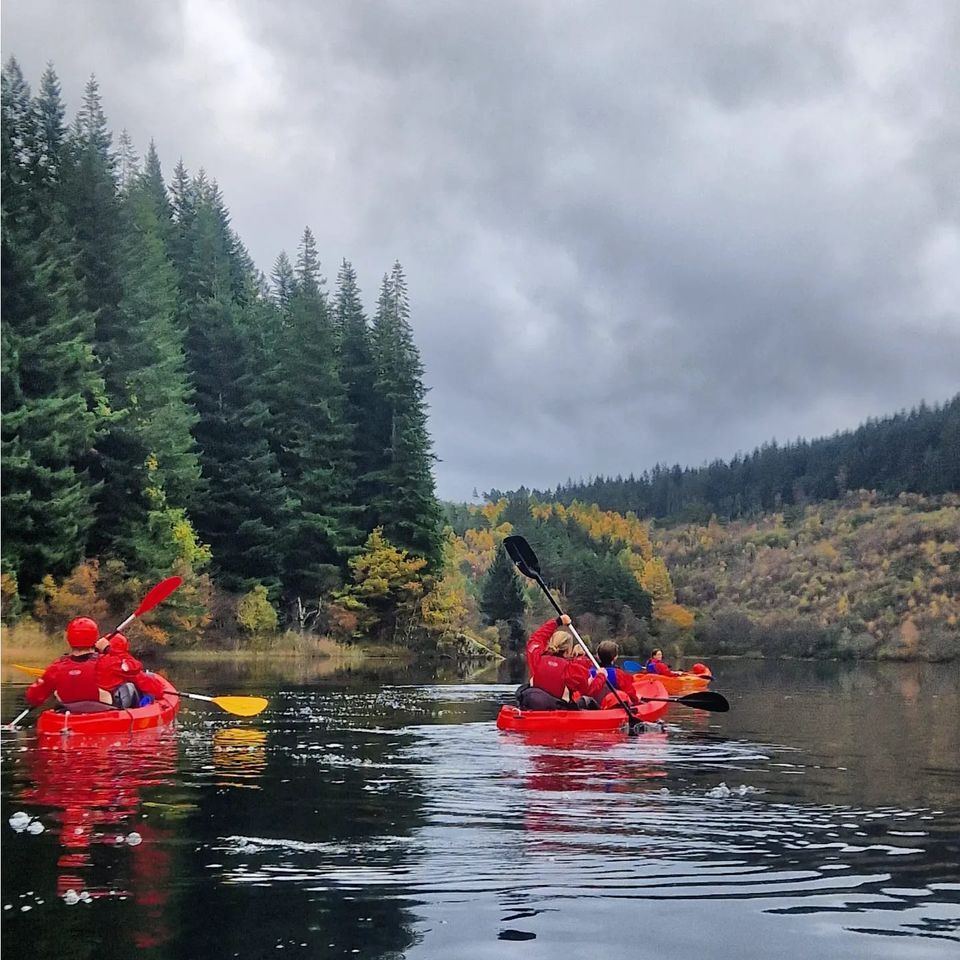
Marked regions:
[479,545,526,645]
[335,259,378,516]
[1,59,105,598]
[367,263,443,566]
[273,229,360,601]
[179,188,288,591]
[271,251,295,310]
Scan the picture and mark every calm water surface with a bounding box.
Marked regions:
[2,659,958,960]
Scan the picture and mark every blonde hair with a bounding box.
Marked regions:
[546,630,575,656]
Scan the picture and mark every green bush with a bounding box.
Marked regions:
[236,584,279,635]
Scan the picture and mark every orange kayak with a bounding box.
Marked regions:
[37,675,180,738]
[633,671,711,696]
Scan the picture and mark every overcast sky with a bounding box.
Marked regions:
[4,1,958,501]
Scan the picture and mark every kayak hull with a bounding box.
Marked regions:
[37,675,179,737]
[497,680,670,732]
[632,670,711,695]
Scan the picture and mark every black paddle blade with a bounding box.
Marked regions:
[503,536,540,579]
[675,691,729,712]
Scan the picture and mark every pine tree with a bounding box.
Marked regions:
[366,263,443,566]
[0,235,104,595]
[116,128,139,192]
[335,259,378,516]
[1,59,105,598]
[272,230,360,601]
[479,545,526,644]
[271,251,295,310]
[179,189,288,591]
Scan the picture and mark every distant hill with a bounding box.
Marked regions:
[493,395,960,523]
[656,491,959,662]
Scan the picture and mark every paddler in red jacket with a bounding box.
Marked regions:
[96,633,166,706]
[645,648,679,677]
[593,640,642,709]
[520,615,607,710]
[24,617,113,712]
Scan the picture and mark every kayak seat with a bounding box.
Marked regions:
[517,687,573,711]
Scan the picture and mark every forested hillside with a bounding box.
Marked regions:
[655,492,960,662]
[440,498,692,657]
[514,397,960,522]
[1,59,441,643]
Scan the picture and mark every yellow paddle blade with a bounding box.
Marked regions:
[210,696,269,717]
[13,664,44,678]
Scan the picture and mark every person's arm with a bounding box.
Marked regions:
[526,618,559,675]
[24,663,59,707]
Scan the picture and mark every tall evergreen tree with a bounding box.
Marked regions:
[479,545,526,647]
[366,263,443,566]
[179,189,288,591]
[1,59,104,598]
[335,259,378,512]
[271,251,295,310]
[272,230,360,601]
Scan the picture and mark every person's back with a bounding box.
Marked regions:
[25,617,112,712]
[594,640,639,707]
[96,634,165,704]
[521,616,606,709]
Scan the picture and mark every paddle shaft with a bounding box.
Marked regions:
[5,708,30,730]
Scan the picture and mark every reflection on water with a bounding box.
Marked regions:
[1,659,959,960]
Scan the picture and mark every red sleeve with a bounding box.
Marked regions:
[24,660,62,707]
[135,671,167,698]
[563,660,608,699]
[654,661,672,676]
[614,668,640,702]
[526,618,557,677]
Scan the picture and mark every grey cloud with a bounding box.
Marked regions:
[3,0,958,500]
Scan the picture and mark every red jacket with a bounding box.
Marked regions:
[25,654,107,707]
[646,659,676,677]
[96,641,166,698]
[526,619,607,701]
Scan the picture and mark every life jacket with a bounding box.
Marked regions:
[51,654,107,704]
[531,653,571,699]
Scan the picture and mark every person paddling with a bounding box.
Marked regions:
[96,633,166,707]
[593,640,642,709]
[519,615,607,710]
[24,618,114,713]
[645,648,679,677]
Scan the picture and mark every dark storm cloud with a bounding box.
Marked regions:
[3,0,958,500]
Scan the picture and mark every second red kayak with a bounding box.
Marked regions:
[37,674,180,738]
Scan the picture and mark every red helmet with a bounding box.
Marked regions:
[66,617,99,648]
[109,633,129,654]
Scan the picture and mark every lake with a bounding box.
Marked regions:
[2,658,958,959]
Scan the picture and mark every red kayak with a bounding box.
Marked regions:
[497,679,670,732]
[37,675,180,738]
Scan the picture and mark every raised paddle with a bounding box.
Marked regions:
[504,535,644,732]
[101,575,183,642]
[176,693,269,717]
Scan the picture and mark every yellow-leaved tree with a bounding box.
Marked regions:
[420,531,471,638]
[335,528,428,645]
